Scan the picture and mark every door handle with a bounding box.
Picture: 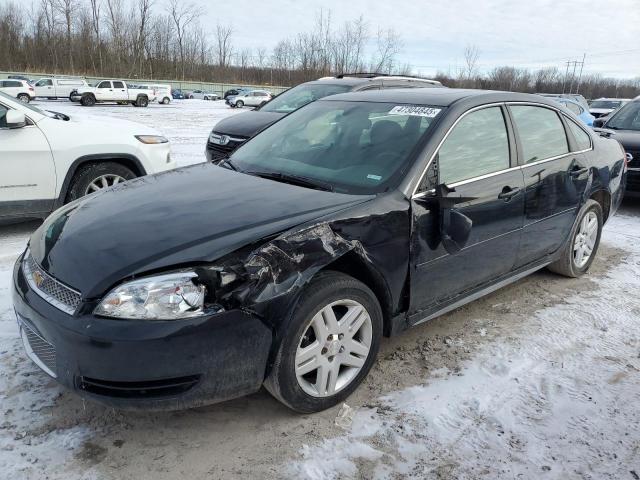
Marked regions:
[498,186,520,201]
[570,166,588,177]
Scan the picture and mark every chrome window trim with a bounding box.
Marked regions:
[409,101,594,199]
[409,102,505,198]
[561,113,594,151]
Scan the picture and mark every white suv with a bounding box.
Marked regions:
[0,79,35,103]
[0,92,176,222]
[227,90,272,108]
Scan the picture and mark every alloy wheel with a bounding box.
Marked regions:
[295,299,373,397]
[84,174,126,194]
[574,211,598,268]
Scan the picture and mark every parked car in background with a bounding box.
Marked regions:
[0,91,175,222]
[34,77,88,99]
[12,89,624,413]
[70,80,155,107]
[187,90,220,100]
[594,99,640,195]
[537,93,590,112]
[549,96,595,126]
[207,73,444,162]
[226,90,272,108]
[0,79,35,103]
[172,89,185,99]
[223,87,252,99]
[8,75,34,85]
[144,84,172,104]
[589,98,631,118]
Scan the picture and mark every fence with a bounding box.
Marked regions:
[0,71,290,97]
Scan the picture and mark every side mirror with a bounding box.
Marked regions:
[592,117,606,128]
[5,110,26,129]
[436,183,473,255]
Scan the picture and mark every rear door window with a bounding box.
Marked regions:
[510,105,569,164]
[438,107,510,185]
[113,81,125,89]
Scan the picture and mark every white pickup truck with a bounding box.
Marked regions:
[70,80,155,107]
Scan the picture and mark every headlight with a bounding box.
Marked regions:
[135,135,169,144]
[94,271,206,320]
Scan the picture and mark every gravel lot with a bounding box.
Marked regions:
[1,99,639,479]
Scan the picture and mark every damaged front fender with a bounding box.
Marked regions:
[198,223,370,310]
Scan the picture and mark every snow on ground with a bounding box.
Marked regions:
[0,99,639,478]
[290,212,640,479]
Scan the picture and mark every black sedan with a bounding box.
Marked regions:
[13,89,626,413]
[594,99,640,195]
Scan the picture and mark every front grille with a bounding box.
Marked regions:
[78,375,200,398]
[23,252,81,315]
[206,133,247,162]
[20,322,56,377]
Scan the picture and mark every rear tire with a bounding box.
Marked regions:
[80,94,96,107]
[548,199,603,278]
[264,271,382,413]
[161,97,170,105]
[17,93,30,103]
[135,96,149,107]
[66,162,136,203]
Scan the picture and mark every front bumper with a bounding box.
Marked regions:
[12,253,272,410]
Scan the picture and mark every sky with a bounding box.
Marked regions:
[224,0,640,79]
[5,0,640,79]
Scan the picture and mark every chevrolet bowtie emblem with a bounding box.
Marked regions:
[32,270,44,288]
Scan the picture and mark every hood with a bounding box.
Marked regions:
[30,163,371,298]
[212,110,286,138]
[609,130,640,151]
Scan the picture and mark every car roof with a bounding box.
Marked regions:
[318,88,559,108]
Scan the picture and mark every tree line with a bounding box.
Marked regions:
[0,1,638,98]
[0,2,405,85]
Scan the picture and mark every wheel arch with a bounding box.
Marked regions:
[55,154,147,208]
[320,251,395,337]
[588,188,611,223]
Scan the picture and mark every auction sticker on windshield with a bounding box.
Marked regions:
[389,106,441,117]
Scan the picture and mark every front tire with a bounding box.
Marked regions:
[264,271,382,413]
[548,199,603,277]
[66,162,136,203]
[80,94,96,106]
[236,100,244,108]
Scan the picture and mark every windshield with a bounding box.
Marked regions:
[230,100,443,194]
[606,102,640,131]
[259,83,352,114]
[590,100,622,109]
[0,91,51,116]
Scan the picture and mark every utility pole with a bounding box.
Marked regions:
[575,53,586,93]
[563,57,585,94]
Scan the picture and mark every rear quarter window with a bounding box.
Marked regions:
[566,118,592,151]
[510,105,569,164]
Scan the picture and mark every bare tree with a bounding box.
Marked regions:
[215,24,233,69]
[371,27,402,73]
[462,44,480,85]
[55,0,74,71]
[167,0,196,79]
[88,0,103,72]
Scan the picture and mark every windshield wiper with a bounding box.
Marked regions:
[218,157,238,171]
[246,170,334,192]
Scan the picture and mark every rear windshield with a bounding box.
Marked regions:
[259,83,352,114]
[231,100,443,195]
